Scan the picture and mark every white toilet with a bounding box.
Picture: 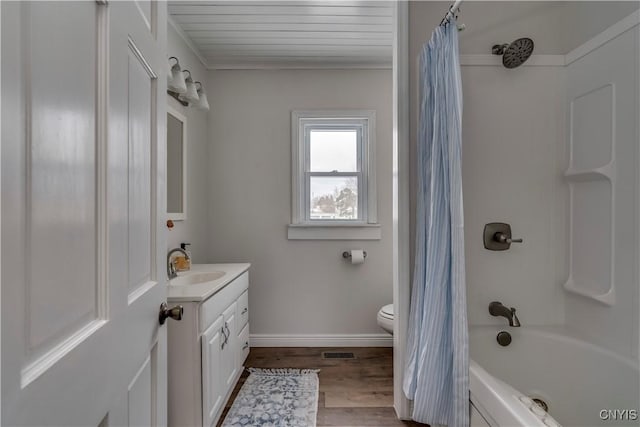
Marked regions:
[377,304,394,335]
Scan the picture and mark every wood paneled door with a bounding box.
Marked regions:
[1,1,169,425]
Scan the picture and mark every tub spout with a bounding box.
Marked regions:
[489,301,521,327]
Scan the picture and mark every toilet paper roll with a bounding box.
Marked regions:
[350,250,365,265]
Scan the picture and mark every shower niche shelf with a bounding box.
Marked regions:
[564,165,614,182]
[563,83,616,306]
[564,167,616,306]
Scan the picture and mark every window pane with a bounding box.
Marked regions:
[309,130,358,172]
[310,176,358,220]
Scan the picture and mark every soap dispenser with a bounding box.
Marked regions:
[175,242,192,271]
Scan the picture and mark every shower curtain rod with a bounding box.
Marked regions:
[441,0,463,25]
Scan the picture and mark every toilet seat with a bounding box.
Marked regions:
[379,304,394,320]
[377,304,394,335]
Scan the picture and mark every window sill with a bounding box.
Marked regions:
[287,223,381,240]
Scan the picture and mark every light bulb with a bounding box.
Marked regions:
[167,62,187,94]
[194,84,210,111]
[178,72,200,103]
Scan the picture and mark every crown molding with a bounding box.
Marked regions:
[167,15,210,69]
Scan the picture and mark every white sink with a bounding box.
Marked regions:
[170,271,226,286]
[167,264,250,302]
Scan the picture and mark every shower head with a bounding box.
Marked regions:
[492,38,534,68]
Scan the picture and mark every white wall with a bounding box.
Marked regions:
[563,25,639,360]
[166,24,210,262]
[206,69,393,338]
[409,2,567,327]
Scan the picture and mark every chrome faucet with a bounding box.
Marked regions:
[167,247,190,280]
[489,301,521,327]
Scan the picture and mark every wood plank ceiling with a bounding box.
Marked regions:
[168,1,394,69]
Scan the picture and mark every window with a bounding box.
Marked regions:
[289,110,380,240]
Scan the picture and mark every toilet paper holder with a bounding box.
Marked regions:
[342,251,367,259]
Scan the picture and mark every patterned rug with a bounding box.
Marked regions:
[222,368,320,427]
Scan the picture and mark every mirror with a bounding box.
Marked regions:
[167,107,187,220]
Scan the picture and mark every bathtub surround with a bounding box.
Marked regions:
[206,69,393,343]
[404,20,468,426]
[408,2,639,331]
[404,3,639,425]
[563,19,639,361]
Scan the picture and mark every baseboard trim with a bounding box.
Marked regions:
[250,334,393,347]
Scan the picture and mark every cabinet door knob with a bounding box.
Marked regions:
[159,302,183,325]
[242,342,249,350]
[241,307,248,315]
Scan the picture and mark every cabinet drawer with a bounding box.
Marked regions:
[236,290,249,331]
[200,272,249,333]
[238,323,250,364]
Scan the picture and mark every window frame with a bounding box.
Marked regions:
[290,110,379,240]
[304,122,366,223]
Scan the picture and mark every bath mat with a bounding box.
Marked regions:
[221,368,320,427]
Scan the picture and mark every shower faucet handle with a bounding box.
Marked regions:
[483,223,523,251]
[494,232,523,244]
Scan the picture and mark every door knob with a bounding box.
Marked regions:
[159,302,183,325]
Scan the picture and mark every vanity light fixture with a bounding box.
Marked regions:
[167,57,187,94]
[167,56,209,110]
[194,82,210,111]
[178,70,200,103]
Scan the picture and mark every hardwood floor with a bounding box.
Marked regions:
[218,347,428,427]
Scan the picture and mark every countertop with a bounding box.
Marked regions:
[167,263,251,302]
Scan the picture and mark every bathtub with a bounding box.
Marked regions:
[469,326,640,427]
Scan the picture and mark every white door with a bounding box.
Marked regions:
[1,1,170,425]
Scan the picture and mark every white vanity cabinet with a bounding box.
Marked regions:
[168,266,250,427]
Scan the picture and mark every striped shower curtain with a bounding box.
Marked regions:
[403,19,469,427]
